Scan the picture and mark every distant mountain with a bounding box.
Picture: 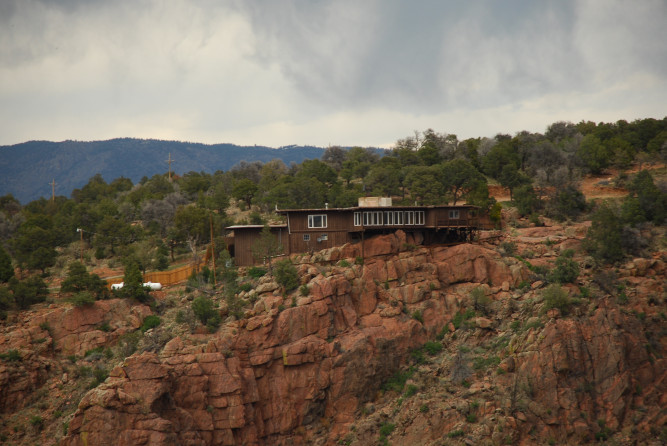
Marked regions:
[0,139,328,204]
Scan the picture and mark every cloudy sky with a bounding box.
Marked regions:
[1,0,666,148]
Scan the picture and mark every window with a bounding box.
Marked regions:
[394,211,403,225]
[308,214,327,228]
[449,210,460,219]
[303,234,310,241]
[416,211,424,225]
[384,211,394,225]
[404,211,414,225]
[354,212,362,226]
[363,211,382,226]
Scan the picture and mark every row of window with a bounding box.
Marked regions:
[307,210,461,229]
[354,210,425,226]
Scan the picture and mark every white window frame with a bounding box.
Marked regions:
[404,211,414,225]
[363,211,383,226]
[303,234,310,241]
[384,211,394,225]
[308,214,327,229]
[354,212,362,226]
[394,211,403,225]
[449,210,460,219]
[415,211,425,225]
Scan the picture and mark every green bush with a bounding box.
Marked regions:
[299,284,309,296]
[0,349,21,362]
[274,259,299,291]
[247,266,267,279]
[542,284,573,315]
[8,276,48,309]
[471,287,491,315]
[69,291,96,307]
[548,254,579,284]
[61,261,108,299]
[423,341,443,355]
[191,296,221,332]
[412,309,424,324]
[140,315,161,332]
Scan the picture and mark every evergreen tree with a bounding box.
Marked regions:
[0,245,13,283]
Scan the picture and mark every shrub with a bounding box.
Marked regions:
[548,254,579,284]
[238,283,253,292]
[119,260,150,303]
[542,284,572,315]
[274,259,299,292]
[382,368,414,393]
[0,349,21,362]
[299,284,309,296]
[140,315,161,332]
[423,341,443,355]
[448,429,464,438]
[61,261,108,299]
[466,414,478,423]
[247,266,267,278]
[499,241,517,257]
[30,415,43,430]
[412,310,424,324]
[69,291,96,307]
[379,422,395,437]
[338,259,351,267]
[8,276,48,309]
[419,404,429,413]
[192,296,221,330]
[471,287,491,315]
[583,202,625,264]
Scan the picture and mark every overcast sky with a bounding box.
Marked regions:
[1,0,666,148]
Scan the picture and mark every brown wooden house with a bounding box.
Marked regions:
[226,198,493,266]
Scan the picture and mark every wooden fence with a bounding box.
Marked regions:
[106,260,207,288]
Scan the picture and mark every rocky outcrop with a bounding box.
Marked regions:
[61,235,528,445]
[0,299,151,414]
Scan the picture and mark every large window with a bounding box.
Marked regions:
[415,211,424,225]
[405,211,414,225]
[383,211,404,225]
[354,212,362,226]
[308,214,327,228]
[363,211,383,226]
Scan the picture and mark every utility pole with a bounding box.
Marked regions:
[210,214,216,286]
[166,153,174,181]
[76,228,83,263]
[50,179,56,202]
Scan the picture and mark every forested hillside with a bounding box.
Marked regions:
[0,139,328,204]
[0,117,666,445]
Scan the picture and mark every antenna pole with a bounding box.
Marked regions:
[210,214,216,286]
[166,153,174,181]
[50,179,56,202]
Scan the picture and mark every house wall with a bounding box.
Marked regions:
[232,227,288,266]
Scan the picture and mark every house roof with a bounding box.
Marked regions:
[276,204,479,213]
[225,224,287,230]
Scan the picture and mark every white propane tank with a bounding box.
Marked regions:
[143,282,162,290]
[111,282,124,290]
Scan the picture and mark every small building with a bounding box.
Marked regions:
[224,224,288,267]
[226,198,492,266]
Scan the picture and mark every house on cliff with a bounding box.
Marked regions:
[225,197,493,266]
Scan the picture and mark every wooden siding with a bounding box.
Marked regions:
[231,227,289,266]
[286,230,351,255]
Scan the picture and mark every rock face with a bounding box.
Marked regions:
[61,235,527,445]
[52,228,667,445]
[0,299,151,414]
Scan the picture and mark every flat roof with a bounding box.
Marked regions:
[225,224,287,230]
[276,204,479,213]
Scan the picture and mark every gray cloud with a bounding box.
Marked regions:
[0,0,665,148]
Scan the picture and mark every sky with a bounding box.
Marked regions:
[1,0,666,148]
